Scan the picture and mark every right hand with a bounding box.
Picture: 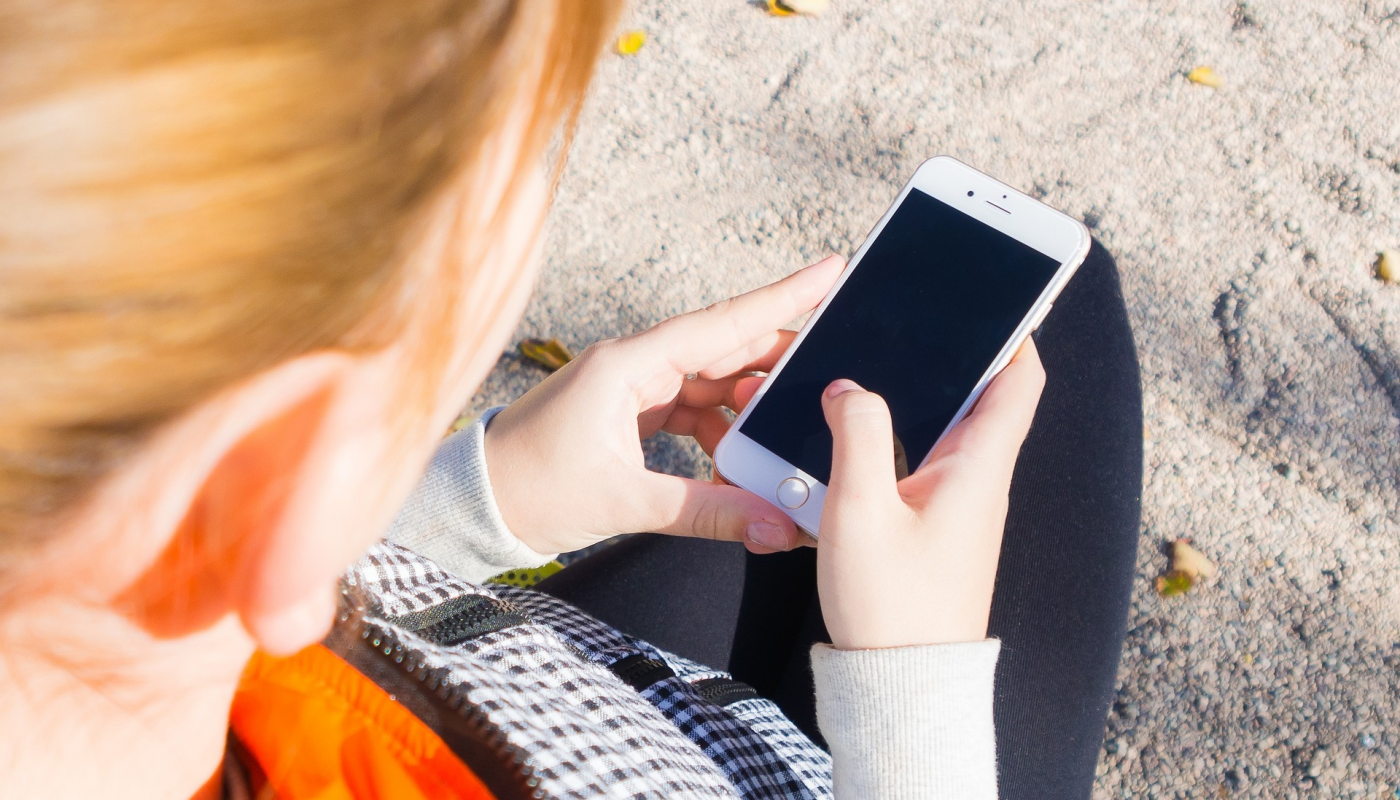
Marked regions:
[816,340,1046,650]
[482,256,846,558]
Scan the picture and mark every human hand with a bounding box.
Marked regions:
[816,340,1046,650]
[483,256,847,556]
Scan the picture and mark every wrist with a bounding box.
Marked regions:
[824,598,991,650]
[474,407,548,552]
[830,627,990,651]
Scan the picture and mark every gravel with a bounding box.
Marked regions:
[464,1,1400,796]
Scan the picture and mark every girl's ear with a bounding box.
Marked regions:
[211,361,351,655]
[112,349,415,655]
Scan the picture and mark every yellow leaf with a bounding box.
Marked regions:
[519,337,574,371]
[1156,569,1196,597]
[615,30,646,55]
[1170,539,1218,581]
[445,413,476,438]
[487,561,565,588]
[1378,249,1399,284]
[1188,66,1224,88]
[769,0,830,15]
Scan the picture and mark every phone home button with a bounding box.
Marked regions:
[776,477,810,509]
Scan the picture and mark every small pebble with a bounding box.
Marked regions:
[1361,733,1377,749]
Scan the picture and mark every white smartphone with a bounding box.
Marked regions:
[714,156,1091,537]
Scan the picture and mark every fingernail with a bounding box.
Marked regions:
[825,379,863,398]
[746,521,789,550]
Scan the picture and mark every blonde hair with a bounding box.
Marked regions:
[0,0,620,557]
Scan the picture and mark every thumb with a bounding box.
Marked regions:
[639,472,803,552]
[822,380,900,505]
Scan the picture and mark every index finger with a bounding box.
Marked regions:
[938,338,1047,462]
[635,255,845,375]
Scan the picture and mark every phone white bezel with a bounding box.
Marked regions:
[713,156,1091,537]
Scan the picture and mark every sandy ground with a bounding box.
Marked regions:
[463,1,1400,796]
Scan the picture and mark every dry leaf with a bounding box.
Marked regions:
[1156,569,1195,597]
[615,30,646,55]
[1157,539,1216,596]
[519,337,573,371]
[487,561,564,588]
[768,0,830,17]
[1171,539,1218,581]
[1187,66,1224,88]
[1378,250,1398,284]
[446,414,476,437]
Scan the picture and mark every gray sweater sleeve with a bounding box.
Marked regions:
[384,407,557,584]
[812,639,1002,799]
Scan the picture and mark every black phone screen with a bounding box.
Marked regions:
[737,188,1062,485]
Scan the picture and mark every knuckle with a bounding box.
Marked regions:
[947,429,1023,472]
[583,336,639,372]
[705,297,752,343]
[703,297,736,316]
[688,500,731,541]
[939,444,999,472]
[580,336,623,362]
[571,338,633,384]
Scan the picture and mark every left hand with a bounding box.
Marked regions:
[483,255,846,556]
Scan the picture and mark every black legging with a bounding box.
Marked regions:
[537,241,1142,800]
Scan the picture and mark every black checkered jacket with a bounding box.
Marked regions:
[330,541,833,799]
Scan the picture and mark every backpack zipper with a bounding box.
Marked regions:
[327,585,549,800]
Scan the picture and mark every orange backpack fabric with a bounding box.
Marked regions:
[230,645,497,800]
